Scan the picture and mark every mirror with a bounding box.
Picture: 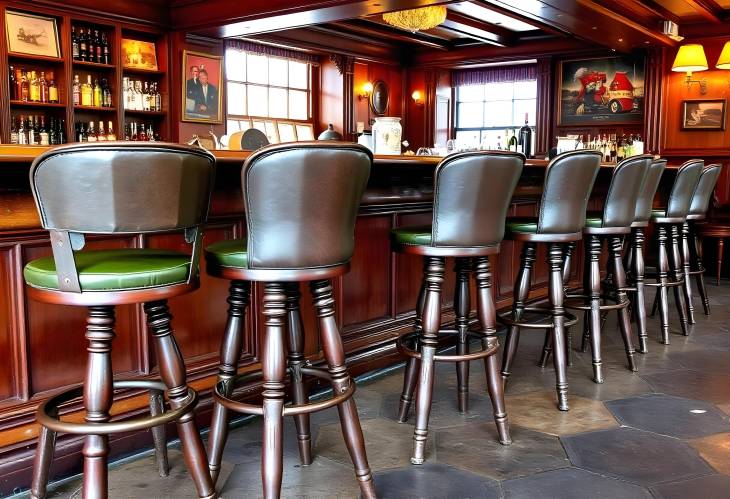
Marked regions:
[370,80,389,116]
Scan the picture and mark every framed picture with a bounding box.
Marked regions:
[5,11,60,58]
[295,123,315,141]
[558,55,645,126]
[681,99,726,131]
[122,39,158,70]
[182,50,223,124]
[277,122,297,143]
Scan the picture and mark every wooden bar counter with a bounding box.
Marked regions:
[0,145,623,492]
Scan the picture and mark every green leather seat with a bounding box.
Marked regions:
[204,239,249,268]
[24,249,191,291]
[650,209,667,218]
[584,217,603,228]
[505,218,538,234]
[391,226,432,246]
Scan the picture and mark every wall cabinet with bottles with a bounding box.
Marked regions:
[0,2,170,145]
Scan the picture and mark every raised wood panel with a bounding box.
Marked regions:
[0,247,17,400]
[395,211,431,315]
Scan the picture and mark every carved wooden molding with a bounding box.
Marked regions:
[330,54,355,75]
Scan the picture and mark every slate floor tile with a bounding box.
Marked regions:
[641,369,730,405]
[502,467,653,499]
[605,393,730,439]
[562,427,713,486]
[688,432,730,474]
[373,463,501,499]
[650,474,730,499]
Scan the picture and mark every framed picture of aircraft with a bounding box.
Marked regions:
[5,11,60,58]
[558,55,645,126]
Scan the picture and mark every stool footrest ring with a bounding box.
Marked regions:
[213,366,356,417]
[497,306,579,329]
[396,331,499,362]
[36,380,196,435]
[564,294,630,312]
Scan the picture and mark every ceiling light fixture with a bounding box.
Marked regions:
[382,6,447,33]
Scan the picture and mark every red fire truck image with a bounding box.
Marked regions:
[574,67,638,115]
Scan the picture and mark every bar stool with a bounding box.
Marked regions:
[500,150,602,411]
[696,223,730,286]
[684,164,722,317]
[623,158,667,354]
[23,143,217,499]
[204,142,375,499]
[647,160,703,344]
[558,155,653,384]
[392,151,524,465]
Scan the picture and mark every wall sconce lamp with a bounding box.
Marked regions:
[411,90,424,106]
[672,44,708,94]
[359,81,373,101]
[716,41,730,88]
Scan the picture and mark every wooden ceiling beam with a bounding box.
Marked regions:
[473,0,570,38]
[682,0,723,23]
[440,11,515,47]
[331,20,452,50]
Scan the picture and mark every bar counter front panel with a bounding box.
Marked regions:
[0,146,623,492]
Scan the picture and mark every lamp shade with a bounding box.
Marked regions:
[672,44,709,72]
[716,41,730,70]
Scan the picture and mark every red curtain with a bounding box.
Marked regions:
[225,39,319,64]
[452,64,537,86]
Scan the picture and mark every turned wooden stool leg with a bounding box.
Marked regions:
[30,409,58,499]
[718,238,725,286]
[82,306,116,499]
[411,256,445,465]
[632,228,649,353]
[144,301,215,499]
[562,242,575,366]
[610,236,637,372]
[310,280,376,498]
[149,389,169,477]
[285,282,312,466]
[681,223,696,325]
[538,332,553,368]
[691,229,710,315]
[657,226,671,344]
[548,244,569,411]
[474,256,511,445]
[502,243,536,382]
[454,257,471,413]
[586,235,604,384]
[397,273,426,423]
[670,225,691,336]
[208,280,251,484]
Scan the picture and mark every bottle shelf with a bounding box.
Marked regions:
[73,60,115,69]
[10,100,66,108]
[122,67,164,76]
[124,109,165,116]
[7,52,64,64]
[74,105,117,112]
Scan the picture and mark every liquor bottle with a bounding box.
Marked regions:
[610,135,617,163]
[107,121,116,141]
[27,116,37,145]
[73,75,81,105]
[59,119,66,144]
[130,122,139,141]
[9,66,16,100]
[81,75,93,106]
[39,116,49,146]
[77,122,86,142]
[48,118,57,145]
[616,135,625,162]
[507,129,518,152]
[142,82,151,111]
[102,78,112,108]
[147,124,156,142]
[15,68,23,101]
[153,82,162,112]
[97,121,106,141]
[20,71,29,102]
[10,117,19,144]
[93,78,102,107]
[102,32,110,65]
[134,81,144,111]
[94,30,102,64]
[87,30,96,64]
[39,72,49,103]
[518,113,533,158]
[29,71,40,102]
[47,72,59,104]
[18,117,27,145]
[72,26,79,60]
[138,123,148,142]
[78,28,88,62]
[123,123,131,141]
[87,121,97,142]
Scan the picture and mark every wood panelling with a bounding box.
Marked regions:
[0,247,17,401]
[352,60,404,136]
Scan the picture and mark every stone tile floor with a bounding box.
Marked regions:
[44,283,730,498]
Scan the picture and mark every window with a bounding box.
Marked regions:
[454,80,536,153]
[225,48,312,135]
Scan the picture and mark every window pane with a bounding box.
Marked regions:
[484,82,513,101]
[457,102,483,128]
[513,98,537,127]
[455,130,480,149]
[264,121,279,143]
[269,87,288,118]
[289,61,308,89]
[248,85,268,116]
[458,85,484,102]
[247,54,268,84]
[514,80,537,99]
[484,100,513,127]
[278,123,296,143]
[481,129,504,150]
[289,90,308,120]
[227,120,240,133]
[227,82,246,115]
[269,57,288,87]
[225,49,246,81]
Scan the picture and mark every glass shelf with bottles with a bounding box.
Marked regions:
[10,115,67,146]
[122,77,162,113]
[72,73,114,109]
[74,120,117,143]
[72,24,113,66]
[9,66,63,106]
[123,121,162,142]
[556,134,645,163]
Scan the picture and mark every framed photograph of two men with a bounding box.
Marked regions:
[182,50,223,124]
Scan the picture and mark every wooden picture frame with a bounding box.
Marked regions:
[681,99,726,131]
[182,50,223,124]
[121,38,158,70]
[5,11,60,58]
[557,55,645,126]
[276,122,297,143]
[295,123,315,141]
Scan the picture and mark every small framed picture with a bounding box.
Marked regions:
[295,123,315,141]
[277,122,297,143]
[122,39,158,70]
[681,99,726,131]
[182,50,223,124]
[5,11,60,58]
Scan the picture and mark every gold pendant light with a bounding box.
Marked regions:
[382,6,447,33]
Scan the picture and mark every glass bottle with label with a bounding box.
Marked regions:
[97,121,106,141]
[81,75,93,106]
[72,75,81,105]
[87,121,97,142]
[39,116,50,146]
[29,71,40,102]
[10,117,18,144]
[72,26,79,60]
[93,78,102,107]
[107,121,116,141]
[48,72,59,103]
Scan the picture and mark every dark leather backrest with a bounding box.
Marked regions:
[634,158,666,222]
[431,151,524,247]
[538,150,602,234]
[31,142,216,233]
[666,159,704,218]
[689,164,722,217]
[602,155,653,227]
[242,141,371,269]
